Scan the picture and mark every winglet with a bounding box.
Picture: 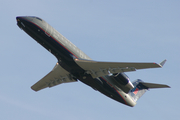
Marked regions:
[159,59,167,67]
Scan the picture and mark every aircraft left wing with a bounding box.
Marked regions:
[31,63,77,91]
[75,59,166,78]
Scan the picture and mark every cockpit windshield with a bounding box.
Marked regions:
[31,16,42,21]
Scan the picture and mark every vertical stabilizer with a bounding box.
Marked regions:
[129,79,147,102]
[129,79,170,102]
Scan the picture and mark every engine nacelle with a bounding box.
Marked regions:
[112,73,134,90]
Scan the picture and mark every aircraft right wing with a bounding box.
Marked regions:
[75,59,166,78]
[31,63,77,91]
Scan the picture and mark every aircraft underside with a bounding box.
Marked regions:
[16,16,170,107]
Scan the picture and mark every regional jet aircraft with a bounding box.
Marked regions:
[16,16,170,107]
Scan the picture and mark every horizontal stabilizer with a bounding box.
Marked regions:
[140,82,170,89]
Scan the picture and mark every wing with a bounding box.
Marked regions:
[75,59,166,78]
[31,63,77,91]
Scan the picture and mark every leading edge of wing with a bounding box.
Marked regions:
[75,59,166,78]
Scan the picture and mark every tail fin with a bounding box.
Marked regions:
[129,79,170,102]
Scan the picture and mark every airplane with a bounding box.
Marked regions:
[16,16,170,107]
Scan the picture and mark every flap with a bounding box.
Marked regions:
[31,63,77,91]
[75,59,165,78]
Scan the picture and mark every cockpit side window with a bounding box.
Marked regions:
[36,17,42,21]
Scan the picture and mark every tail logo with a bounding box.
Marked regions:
[133,88,139,95]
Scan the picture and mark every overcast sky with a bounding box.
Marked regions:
[1,1,179,120]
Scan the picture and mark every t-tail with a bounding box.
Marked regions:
[129,79,170,102]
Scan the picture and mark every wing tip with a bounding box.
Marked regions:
[165,84,171,88]
[159,59,167,67]
[31,86,40,92]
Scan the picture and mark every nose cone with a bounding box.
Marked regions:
[16,16,33,22]
[16,16,35,29]
[16,16,25,29]
[16,16,44,31]
[16,16,27,21]
[16,16,23,22]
